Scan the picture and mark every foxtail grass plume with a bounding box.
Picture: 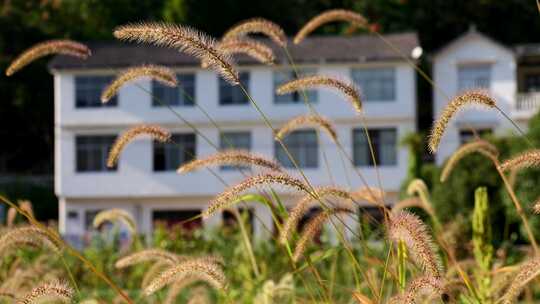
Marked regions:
[440,140,498,182]
[533,197,540,214]
[388,275,444,304]
[144,258,227,295]
[114,23,239,84]
[142,261,171,289]
[107,124,171,168]
[406,179,436,218]
[6,40,90,76]
[498,149,540,173]
[164,277,200,304]
[203,38,274,68]
[429,91,496,153]
[93,208,137,234]
[391,197,424,214]
[177,150,282,174]
[222,18,287,47]
[277,75,362,113]
[101,65,177,103]
[292,208,353,262]
[0,226,61,255]
[388,211,443,278]
[204,172,312,218]
[18,280,73,304]
[500,257,540,304]
[115,249,182,268]
[294,9,369,44]
[279,186,354,244]
[275,115,337,142]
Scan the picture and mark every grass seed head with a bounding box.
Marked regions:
[177,149,282,174]
[93,208,138,234]
[440,140,499,182]
[115,249,183,269]
[18,280,73,304]
[203,38,274,67]
[101,65,177,103]
[498,149,540,173]
[429,90,496,153]
[275,115,337,142]
[294,9,369,44]
[222,18,287,47]
[500,257,540,304]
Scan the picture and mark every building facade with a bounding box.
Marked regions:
[49,33,419,242]
[433,26,540,164]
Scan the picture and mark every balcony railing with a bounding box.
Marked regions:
[516,92,540,112]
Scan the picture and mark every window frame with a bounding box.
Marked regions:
[351,67,396,102]
[75,135,117,173]
[153,133,197,172]
[152,73,196,107]
[75,75,117,108]
[219,72,250,106]
[352,128,398,167]
[457,64,492,92]
[274,129,319,169]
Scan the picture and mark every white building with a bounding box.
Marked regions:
[433,26,540,164]
[49,33,419,242]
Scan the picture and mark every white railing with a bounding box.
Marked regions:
[516,93,540,112]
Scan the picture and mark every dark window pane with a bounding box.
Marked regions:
[75,135,117,172]
[153,133,196,171]
[458,65,491,91]
[351,68,395,101]
[353,128,397,166]
[219,72,249,105]
[219,131,251,170]
[459,129,492,144]
[75,76,117,108]
[275,130,318,168]
[152,73,195,106]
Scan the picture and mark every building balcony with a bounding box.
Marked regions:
[513,92,540,120]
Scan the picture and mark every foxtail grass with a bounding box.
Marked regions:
[18,280,73,304]
[275,115,337,142]
[498,149,540,173]
[107,124,171,168]
[500,257,540,304]
[203,38,274,67]
[114,22,239,84]
[440,140,498,182]
[222,18,287,47]
[177,149,283,174]
[276,75,362,113]
[93,208,137,235]
[294,9,369,44]
[6,40,90,76]
[101,65,177,103]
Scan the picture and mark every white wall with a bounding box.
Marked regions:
[433,34,517,164]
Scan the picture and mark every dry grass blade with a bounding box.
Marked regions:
[203,172,312,218]
[114,22,239,84]
[101,65,177,103]
[388,275,444,304]
[429,90,496,153]
[294,9,369,44]
[498,149,540,173]
[389,211,443,278]
[6,40,90,76]
[115,249,183,268]
[275,115,337,142]
[440,140,499,182]
[292,208,353,262]
[500,257,540,304]
[144,258,226,295]
[93,208,137,234]
[406,179,436,218]
[107,124,171,168]
[277,75,362,113]
[0,226,61,254]
[279,186,354,244]
[351,292,374,304]
[177,149,282,174]
[222,18,287,47]
[17,280,73,304]
[202,38,274,68]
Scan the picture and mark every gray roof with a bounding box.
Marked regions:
[48,32,419,70]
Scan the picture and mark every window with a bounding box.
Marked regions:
[153,210,202,230]
[351,68,395,101]
[76,135,117,172]
[525,74,540,92]
[353,128,397,166]
[274,69,318,104]
[219,72,249,105]
[153,134,196,171]
[458,65,491,91]
[75,76,117,108]
[152,73,195,106]
[219,131,251,170]
[275,130,318,168]
[459,128,492,144]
